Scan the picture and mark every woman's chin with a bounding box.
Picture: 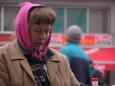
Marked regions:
[33,46,43,51]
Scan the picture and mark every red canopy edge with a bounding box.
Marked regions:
[84,48,115,71]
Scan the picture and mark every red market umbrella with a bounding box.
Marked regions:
[84,48,115,71]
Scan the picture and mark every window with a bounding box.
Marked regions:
[53,8,64,33]
[89,9,108,33]
[53,8,86,33]
[4,6,19,31]
[67,8,86,32]
[0,5,109,34]
[52,7,109,34]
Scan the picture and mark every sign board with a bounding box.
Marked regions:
[80,34,112,46]
[80,34,95,46]
[0,34,15,45]
[49,34,63,48]
[0,33,112,47]
[95,34,112,46]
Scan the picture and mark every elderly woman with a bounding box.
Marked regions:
[0,2,80,86]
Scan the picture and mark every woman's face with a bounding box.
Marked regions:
[29,24,51,51]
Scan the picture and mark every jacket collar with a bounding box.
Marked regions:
[47,55,60,82]
[8,40,60,83]
[7,40,35,82]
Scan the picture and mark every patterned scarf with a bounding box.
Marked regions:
[25,49,53,86]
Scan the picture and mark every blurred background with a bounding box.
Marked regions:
[0,0,115,86]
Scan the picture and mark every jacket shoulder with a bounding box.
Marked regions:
[50,48,68,60]
[0,43,11,56]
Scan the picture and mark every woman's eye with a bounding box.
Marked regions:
[33,28,50,34]
[45,30,49,34]
[35,29,41,32]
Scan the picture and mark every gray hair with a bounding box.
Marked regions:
[66,25,83,43]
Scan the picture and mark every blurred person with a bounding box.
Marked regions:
[91,67,104,86]
[60,25,92,86]
[0,2,80,86]
[90,61,104,86]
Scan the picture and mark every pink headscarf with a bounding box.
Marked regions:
[15,2,50,59]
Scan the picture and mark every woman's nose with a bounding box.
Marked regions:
[40,31,47,39]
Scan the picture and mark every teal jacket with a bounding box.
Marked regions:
[60,41,93,81]
[60,41,91,64]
